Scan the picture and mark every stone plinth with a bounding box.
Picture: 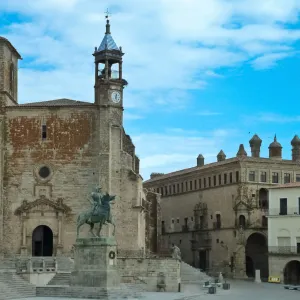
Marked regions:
[70,237,120,288]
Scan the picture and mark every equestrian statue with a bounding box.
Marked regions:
[76,187,116,238]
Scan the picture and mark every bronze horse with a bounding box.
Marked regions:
[76,193,116,238]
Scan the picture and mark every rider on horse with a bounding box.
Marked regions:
[89,186,112,223]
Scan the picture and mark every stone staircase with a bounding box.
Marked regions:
[0,272,36,299]
[47,272,71,285]
[181,262,211,285]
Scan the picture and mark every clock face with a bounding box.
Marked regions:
[111,91,121,103]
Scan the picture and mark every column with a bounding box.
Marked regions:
[57,213,63,255]
[21,213,27,256]
[105,60,108,79]
[119,61,123,80]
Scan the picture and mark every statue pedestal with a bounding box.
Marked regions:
[70,237,120,288]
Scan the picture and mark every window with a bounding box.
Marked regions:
[248,171,255,182]
[262,216,268,227]
[230,172,233,183]
[161,221,165,234]
[208,177,211,187]
[164,186,167,195]
[191,217,194,221]
[260,171,267,182]
[272,172,279,183]
[39,166,50,179]
[216,214,221,229]
[185,182,188,191]
[42,125,47,139]
[297,243,300,254]
[190,181,192,190]
[181,182,183,192]
[194,180,197,189]
[177,218,180,223]
[172,219,175,224]
[219,174,222,185]
[199,179,202,189]
[216,239,219,243]
[236,171,239,182]
[10,63,14,93]
[279,198,287,215]
[160,187,163,195]
[284,173,291,184]
[204,178,206,188]
[224,174,227,184]
[177,184,179,193]
[239,215,246,228]
[296,174,300,182]
[213,175,216,186]
[172,185,175,193]
[169,186,171,194]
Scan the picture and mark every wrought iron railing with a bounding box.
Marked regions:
[266,208,300,216]
[268,246,300,254]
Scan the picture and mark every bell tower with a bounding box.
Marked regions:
[0,37,22,107]
[93,16,127,111]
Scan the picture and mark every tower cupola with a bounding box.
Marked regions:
[93,15,127,105]
[291,135,300,161]
[269,135,282,160]
[249,134,262,158]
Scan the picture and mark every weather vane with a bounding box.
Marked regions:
[105,8,111,19]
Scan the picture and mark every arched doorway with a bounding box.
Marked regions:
[32,225,53,256]
[284,260,300,285]
[245,233,268,280]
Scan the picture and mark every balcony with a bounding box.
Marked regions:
[213,222,221,229]
[267,208,300,216]
[269,246,300,255]
[182,225,189,233]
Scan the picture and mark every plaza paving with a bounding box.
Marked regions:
[17,280,300,300]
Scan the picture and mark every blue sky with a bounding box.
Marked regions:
[1,0,300,180]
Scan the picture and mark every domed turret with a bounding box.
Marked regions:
[217,150,226,162]
[197,154,204,167]
[249,134,262,158]
[269,135,282,160]
[291,135,300,161]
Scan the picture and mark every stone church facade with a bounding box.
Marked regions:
[144,135,300,280]
[0,20,160,257]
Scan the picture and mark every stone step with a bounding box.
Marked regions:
[0,273,36,299]
[47,272,71,285]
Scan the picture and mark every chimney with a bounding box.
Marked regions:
[150,173,164,179]
[249,134,262,158]
[217,150,226,162]
[197,154,204,167]
[236,144,247,158]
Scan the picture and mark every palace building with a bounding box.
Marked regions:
[144,135,300,280]
[0,19,160,257]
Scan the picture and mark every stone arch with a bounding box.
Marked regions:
[284,260,300,285]
[32,225,53,256]
[245,232,268,280]
[258,188,268,209]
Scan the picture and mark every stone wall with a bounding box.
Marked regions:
[117,257,180,292]
[269,255,299,282]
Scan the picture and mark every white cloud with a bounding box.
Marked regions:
[256,113,300,123]
[251,52,294,69]
[132,128,238,179]
[196,110,222,116]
